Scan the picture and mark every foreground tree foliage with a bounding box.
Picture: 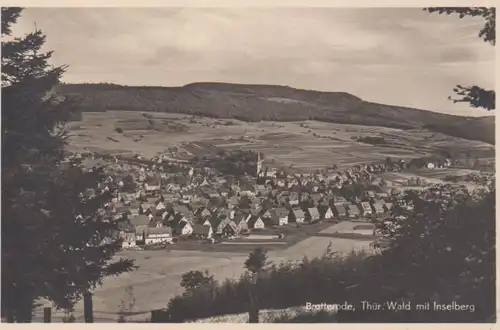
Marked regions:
[180,271,215,292]
[1,7,135,322]
[425,7,495,110]
[340,185,495,322]
[244,248,269,274]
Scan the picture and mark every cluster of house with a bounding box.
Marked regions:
[77,149,411,200]
[75,152,413,250]
[113,186,396,249]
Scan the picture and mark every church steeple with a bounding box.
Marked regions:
[257,152,263,177]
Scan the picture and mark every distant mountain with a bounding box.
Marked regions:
[57,82,495,145]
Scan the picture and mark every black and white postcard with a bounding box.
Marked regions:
[1,5,495,323]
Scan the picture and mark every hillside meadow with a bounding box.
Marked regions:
[66,111,493,172]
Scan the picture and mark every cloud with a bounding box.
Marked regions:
[12,7,494,116]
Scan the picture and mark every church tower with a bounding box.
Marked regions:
[256,153,263,177]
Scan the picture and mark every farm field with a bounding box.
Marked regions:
[36,229,374,322]
[66,111,494,171]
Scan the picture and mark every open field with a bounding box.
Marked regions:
[380,168,488,191]
[66,111,494,171]
[36,226,374,322]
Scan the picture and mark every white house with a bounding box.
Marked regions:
[179,221,194,236]
[359,202,373,216]
[324,207,334,220]
[426,162,436,169]
[275,208,289,226]
[248,216,265,229]
[145,227,173,245]
[156,202,166,211]
[202,218,212,227]
[267,169,277,178]
[144,181,161,193]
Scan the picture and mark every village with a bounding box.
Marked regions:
[66,147,492,252]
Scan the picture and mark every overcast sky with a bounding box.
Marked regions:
[13,7,495,116]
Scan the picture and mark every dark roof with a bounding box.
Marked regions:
[130,201,141,208]
[118,221,135,232]
[209,215,222,229]
[348,204,360,214]
[223,221,238,232]
[173,205,191,215]
[130,215,150,226]
[293,209,305,218]
[148,227,172,235]
[260,199,273,211]
[233,212,246,225]
[228,197,239,205]
[192,224,211,235]
[307,208,320,218]
[263,214,279,226]
[145,177,161,185]
[275,207,288,218]
[317,204,329,215]
[335,204,347,214]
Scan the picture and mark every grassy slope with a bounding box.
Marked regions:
[57,82,495,145]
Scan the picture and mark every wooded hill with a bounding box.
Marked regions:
[57,82,495,145]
